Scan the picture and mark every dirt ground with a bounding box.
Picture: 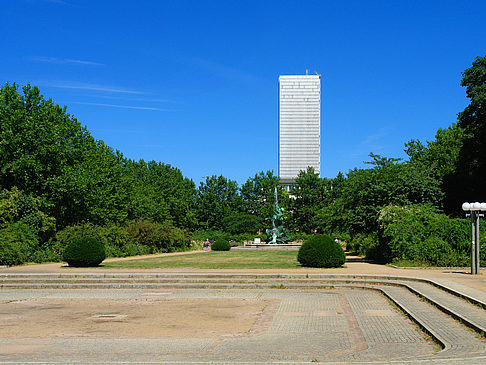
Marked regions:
[0,297,274,339]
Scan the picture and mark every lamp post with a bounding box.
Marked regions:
[462,202,486,274]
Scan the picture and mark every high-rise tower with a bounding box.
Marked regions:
[278,74,321,184]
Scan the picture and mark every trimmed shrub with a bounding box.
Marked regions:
[211,238,231,251]
[297,234,346,268]
[62,237,106,267]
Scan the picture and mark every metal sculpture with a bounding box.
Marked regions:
[266,188,290,244]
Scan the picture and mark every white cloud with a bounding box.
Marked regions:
[359,128,390,146]
[70,101,164,111]
[344,128,390,159]
[97,94,179,104]
[32,56,104,66]
[46,81,144,94]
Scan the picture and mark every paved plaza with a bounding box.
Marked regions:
[0,288,443,363]
[1,254,486,364]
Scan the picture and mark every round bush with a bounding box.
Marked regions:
[211,239,231,251]
[62,237,106,267]
[297,234,346,268]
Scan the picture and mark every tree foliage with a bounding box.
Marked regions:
[404,124,464,179]
[0,83,197,231]
[125,160,197,228]
[221,211,263,234]
[240,170,289,223]
[445,55,486,213]
[334,154,443,235]
[0,83,96,198]
[290,167,330,233]
[196,175,241,230]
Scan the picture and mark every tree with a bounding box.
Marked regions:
[314,171,346,234]
[290,167,329,233]
[446,55,486,213]
[404,124,464,180]
[335,154,443,235]
[221,211,263,234]
[125,160,172,224]
[195,175,240,230]
[0,187,56,242]
[0,83,128,228]
[49,141,130,227]
[0,83,96,196]
[125,160,197,229]
[240,170,289,224]
[0,83,198,230]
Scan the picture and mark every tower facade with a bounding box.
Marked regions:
[278,74,321,184]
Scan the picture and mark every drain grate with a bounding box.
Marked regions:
[92,314,127,319]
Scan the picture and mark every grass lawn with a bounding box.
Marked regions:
[102,250,303,269]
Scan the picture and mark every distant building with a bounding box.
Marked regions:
[278,74,321,185]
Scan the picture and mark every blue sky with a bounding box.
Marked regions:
[1,0,485,185]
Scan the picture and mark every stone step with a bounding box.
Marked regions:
[0,277,404,286]
[0,272,429,281]
[1,282,351,290]
[379,285,486,359]
[428,278,486,309]
[405,281,486,336]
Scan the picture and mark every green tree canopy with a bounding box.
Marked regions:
[335,155,443,235]
[221,211,263,234]
[196,175,240,230]
[125,160,197,229]
[240,170,289,223]
[0,83,96,197]
[404,123,464,180]
[0,83,197,230]
[290,167,329,233]
[446,55,486,212]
